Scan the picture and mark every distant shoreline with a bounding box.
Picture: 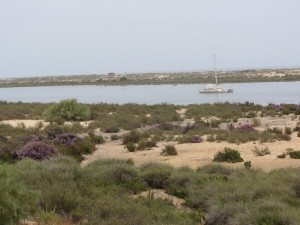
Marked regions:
[0,68,300,88]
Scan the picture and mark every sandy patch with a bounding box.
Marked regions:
[0,120,49,128]
[82,132,300,172]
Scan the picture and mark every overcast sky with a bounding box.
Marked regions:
[0,0,299,78]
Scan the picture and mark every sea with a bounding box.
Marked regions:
[0,81,299,106]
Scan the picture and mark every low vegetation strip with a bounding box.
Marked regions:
[0,68,300,87]
[0,100,300,224]
[2,158,300,224]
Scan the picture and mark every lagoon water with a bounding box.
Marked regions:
[0,81,299,105]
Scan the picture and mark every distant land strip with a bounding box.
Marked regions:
[1,68,300,87]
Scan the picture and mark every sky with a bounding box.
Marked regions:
[0,0,300,78]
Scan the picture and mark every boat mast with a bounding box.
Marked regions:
[214,54,218,86]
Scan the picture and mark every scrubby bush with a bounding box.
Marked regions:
[122,130,141,145]
[213,148,243,163]
[277,153,286,159]
[236,124,255,132]
[44,124,64,139]
[17,141,58,161]
[88,132,105,144]
[252,118,261,127]
[161,145,177,156]
[285,127,292,135]
[136,139,157,150]
[177,135,203,144]
[57,138,95,161]
[125,142,136,152]
[104,126,120,133]
[0,166,27,225]
[110,134,119,140]
[290,151,300,159]
[244,161,252,169]
[53,133,80,146]
[252,146,271,156]
[140,163,173,189]
[43,99,91,121]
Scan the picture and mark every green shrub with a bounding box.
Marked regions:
[43,99,91,121]
[126,142,136,152]
[277,153,286,159]
[213,147,244,163]
[285,127,292,135]
[136,140,157,150]
[290,151,300,159]
[104,126,120,133]
[198,164,233,175]
[140,163,173,189]
[244,161,252,169]
[252,146,271,156]
[252,118,261,127]
[122,130,141,145]
[110,134,119,140]
[161,145,177,156]
[88,132,105,144]
[57,138,96,161]
[0,166,27,225]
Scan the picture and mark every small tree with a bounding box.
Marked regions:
[43,99,91,121]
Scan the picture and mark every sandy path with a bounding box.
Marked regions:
[82,132,300,171]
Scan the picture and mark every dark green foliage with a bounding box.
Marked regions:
[244,161,252,169]
[104,125,120,133]
[285,127,292,135]
[289,151,300,159]
[122,130,141,144]
[43,99,91,121]
[44,124,64,139]
[126,142,136,152]
[88,132,105,144]
[161,145,177,156]
[140,163,173,189]
[136,139,157,150]
[57,138,96,161]
[110,134,119,140]
[277,153,286,159]
[213,147,244,163]
[0,165,28,225]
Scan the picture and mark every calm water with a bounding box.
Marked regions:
[0,81,299,105]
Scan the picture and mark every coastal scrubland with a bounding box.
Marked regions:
[1,100,300,224]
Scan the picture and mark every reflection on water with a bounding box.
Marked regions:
[0,81,299,105]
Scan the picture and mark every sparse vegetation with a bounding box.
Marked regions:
[213,147,244,163]
[290,151,300,159]
[161,145,178,156]
[252,146,271,156]
[2,101,300,224]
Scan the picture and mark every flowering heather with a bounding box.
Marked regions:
[17,141,58,161]
[191,136,203,143]
[236,124,255,132]
[53,133,80,146]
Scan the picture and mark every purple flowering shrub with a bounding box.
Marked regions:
[53,133,80,146]
[191,136,204,143]
[17,141,58,161]
[236,124,255,132]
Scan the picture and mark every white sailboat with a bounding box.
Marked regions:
[199,55,233,93]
